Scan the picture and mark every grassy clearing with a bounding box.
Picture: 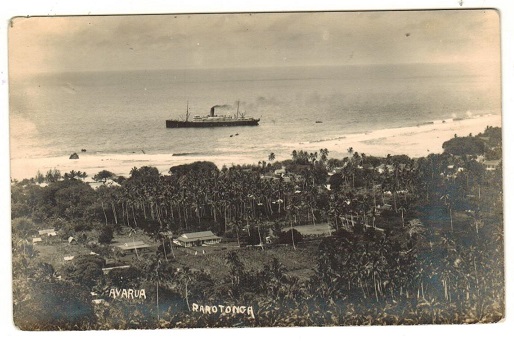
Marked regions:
[172,240,320,282]
[283,223,334,236]
[34,241,93,272]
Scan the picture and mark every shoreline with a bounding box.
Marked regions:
[301,113,502,157]
[9,113,502,181]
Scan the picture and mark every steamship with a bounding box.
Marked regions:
[166,102,260,128]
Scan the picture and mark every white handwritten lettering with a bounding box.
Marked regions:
[108,288,146,299]
[247,306,255,319]
[191,304,255,318]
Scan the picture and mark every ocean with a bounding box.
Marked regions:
[9,63,501,169]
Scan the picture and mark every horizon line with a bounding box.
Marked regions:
[9,60,499,77]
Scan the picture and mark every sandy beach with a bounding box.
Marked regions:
[9,114,501,182]
[303,114,502,158]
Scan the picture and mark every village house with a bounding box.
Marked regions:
[38,228,57,237]
[483,159,501,171]
[260,174,276,181]
[159,231,174,239]
[274,166,287,176]
[88,180,121,190]
[357,163,375,171]
[175,231,221,247]
[376,164,395,174]
[327,166,344,176]
[113,241,152,255]
[282,176,292,183]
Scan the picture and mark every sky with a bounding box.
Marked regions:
[8,9,500,75]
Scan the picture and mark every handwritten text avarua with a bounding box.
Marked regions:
[108,288,147,299]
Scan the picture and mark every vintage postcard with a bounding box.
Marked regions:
[8,9,504,331]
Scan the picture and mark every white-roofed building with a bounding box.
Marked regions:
[113,241,153,255]
[38,228,57,237]
[176,231,221,247]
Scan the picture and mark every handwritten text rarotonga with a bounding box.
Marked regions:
[192,303,255,318]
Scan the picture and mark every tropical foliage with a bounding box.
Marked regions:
[11,127,504,329]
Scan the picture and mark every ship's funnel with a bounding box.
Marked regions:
[210,106,215,117]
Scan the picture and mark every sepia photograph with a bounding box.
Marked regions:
[4,1,510,335]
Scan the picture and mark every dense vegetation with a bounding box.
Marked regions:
[11,127,503,330]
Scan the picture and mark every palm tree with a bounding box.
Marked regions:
[144,259,163,322]
[176,267,193,311]
[77,171,88,180]
[128,227,140,260]
[291,227,296,250]
[440,193,453,232]
[268,152,276,162]
[470,209,483,235]
[405,218,425,238]
[319,148,329,165]
[309,152,318,164]
[398,206,407,228]
[226,251,244,286]
[255,223,265,250]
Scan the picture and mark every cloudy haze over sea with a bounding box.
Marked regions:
[8,10,501,180]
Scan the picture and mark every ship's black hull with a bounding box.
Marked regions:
[166,119,260,128]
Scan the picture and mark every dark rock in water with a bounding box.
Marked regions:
[81,149,87,152]
[69,152,79,159]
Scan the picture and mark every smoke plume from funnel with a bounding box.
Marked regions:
[211,104,233,116]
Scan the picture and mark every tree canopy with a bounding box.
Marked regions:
[442,136,485,156]
[93,170,116,183]
[169,161,218,177]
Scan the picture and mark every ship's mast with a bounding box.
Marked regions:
[186,101,189,121]
[236,100,240,119]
